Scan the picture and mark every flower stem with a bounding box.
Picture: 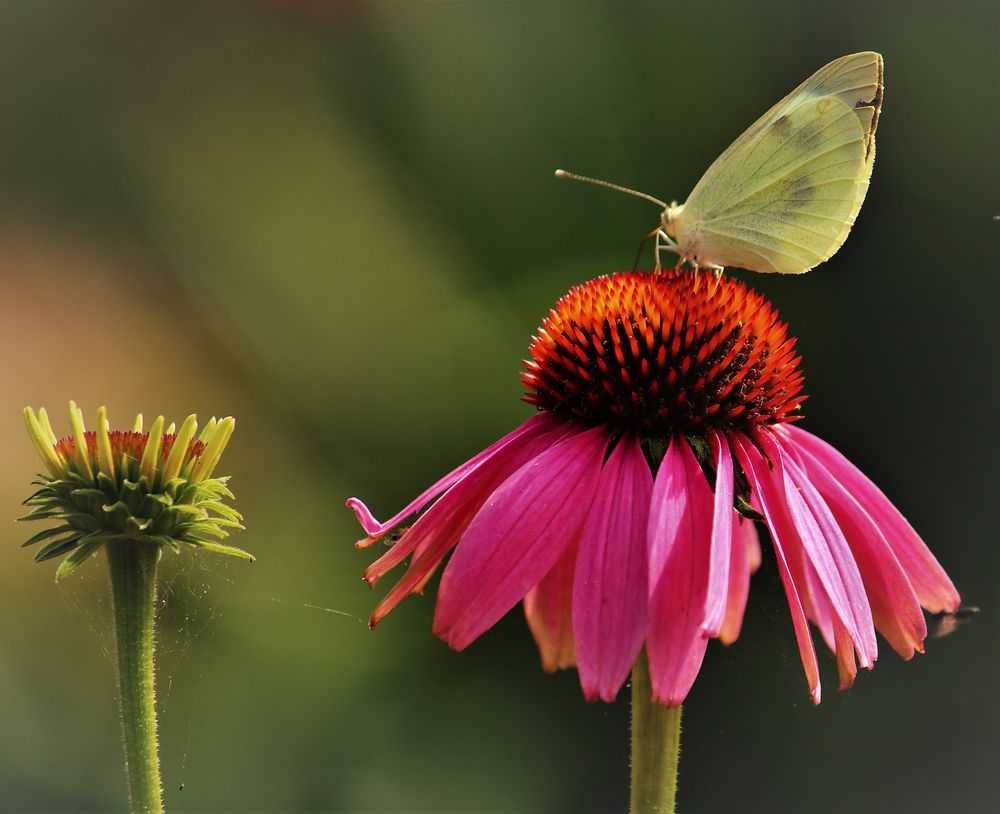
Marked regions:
[630,650,682,814]
[107,539,164,814]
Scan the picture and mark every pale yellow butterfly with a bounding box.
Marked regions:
[557,51,884,274]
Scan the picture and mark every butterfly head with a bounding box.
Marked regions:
[661,202,683,237]
[660,202,690,254]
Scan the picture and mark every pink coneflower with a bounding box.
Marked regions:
[348,270,959,705]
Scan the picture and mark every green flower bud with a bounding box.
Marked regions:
[21,402,250,580]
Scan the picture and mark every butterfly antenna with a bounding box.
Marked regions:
[554,169,668,209]
[632,227,658,271]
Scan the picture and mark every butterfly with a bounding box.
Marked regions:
[557,51,884,274]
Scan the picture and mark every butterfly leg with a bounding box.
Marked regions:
[655,230,682,270]
[708,265,724,294]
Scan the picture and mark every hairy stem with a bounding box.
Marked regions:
[630,651,682,813]
[107,539,164,814]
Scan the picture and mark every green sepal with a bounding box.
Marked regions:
[120,480,145,514]
[70,487,110,514]
[70,487,109,502]
[168,503,208,517]
[96,471,118,502]
[64,471,90,486]
[199,479,235,501]
[201,501,243,523]
[125,516,153,535]
[101,501,132,533]
[185,538,255,561]
[35,535,82,562]
[138,494,170,520]
[643,437,668,468]
[146,535,182,553]
[208,518,245,530]
[22,525,76,548]
[732,456,762,521]
[685,434,710,464]
[185,522,227,539]
[64,512,103,533]
[174,482,200,505]
[22,486,57,505]
[162,477,188,497]
[162,520,195,537]
[18,507,65,522]
[54,536,107,581]
[734,493,763,522]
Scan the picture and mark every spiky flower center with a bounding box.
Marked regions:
[54,431,206,464]
[522,270,805,436]
[56,430,205,460]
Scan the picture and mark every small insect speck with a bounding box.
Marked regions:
[928,606,979,639]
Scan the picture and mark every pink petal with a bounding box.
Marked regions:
[780,431,927,659]
[833,615,858,690]
[757,430,877,669]
[782,425,960,613]
[573,434,652,702]
[718,517,759,646]
[801,558,836,653]
[702,430,734,637]
[433,425,610,650]
[646,435,714,706]
[731,432,821,704]
[347,413,558,543]
[746,520,762,574]
[367,506,475,628]
[744,439,836,653]
[364,419,575,596]
[524,541,578,672]
[366,421,577,626]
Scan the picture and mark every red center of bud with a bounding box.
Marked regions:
[54,431,206,462]
[522,270,805,436]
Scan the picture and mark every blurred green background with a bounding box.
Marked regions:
[0,1,996,811]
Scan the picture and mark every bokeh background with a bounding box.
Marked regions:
[1,1,997,812]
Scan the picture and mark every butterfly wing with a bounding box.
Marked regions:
[673,51,883,274]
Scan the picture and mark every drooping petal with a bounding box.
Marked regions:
[347,413,559,543]
[801,557,837,654]
[573,434,652,702]
[782,424,960,613]
[833,615,859,690]
[525,541,578,672]
[785,447,879,668]
[433,425,610,650]
[366,421,578,626]
[730,432,821,704]
[756,430,877,669]
[702,430,735,637]
[646,435,714,706]
[364,420,575,582]
[780,430,927,659]
[718,516,759,646]
[739,434,835,655]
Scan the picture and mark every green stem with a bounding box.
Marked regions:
[630,651,682,814]
[107,539,164,814]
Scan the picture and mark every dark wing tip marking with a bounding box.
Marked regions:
[853,53,883,158]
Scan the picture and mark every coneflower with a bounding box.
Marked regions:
[347,270,959,809]
[22,403,248,814]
